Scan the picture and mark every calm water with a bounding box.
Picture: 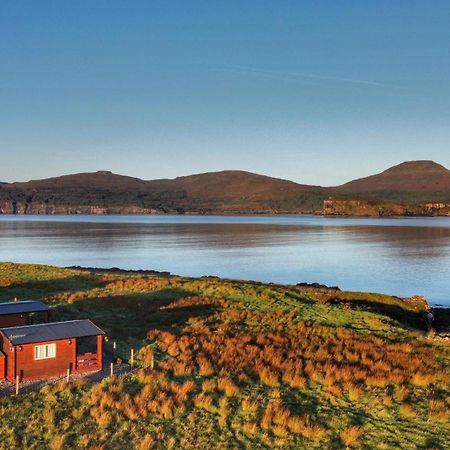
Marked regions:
[0,215,449,306]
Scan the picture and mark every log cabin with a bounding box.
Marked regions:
[0,319,105,382]
[0,300,50,328]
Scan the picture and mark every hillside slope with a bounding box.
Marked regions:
[12,171,150,191]
[336,160,450,202]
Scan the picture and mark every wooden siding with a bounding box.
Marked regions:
[14,339,75,381]
[0,313,29,328]
[1,335,15,382]
[0,352,5,380]
[0,330,104,382]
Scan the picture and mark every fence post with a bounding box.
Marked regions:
[130,349,134,367]
[15,375,19,395]
[110,362,114,377]
[66,368,70,383]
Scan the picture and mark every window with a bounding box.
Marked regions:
[34,343,56,360]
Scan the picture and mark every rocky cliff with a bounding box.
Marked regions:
[323,199,450,217]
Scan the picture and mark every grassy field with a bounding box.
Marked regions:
[0,262,448,449]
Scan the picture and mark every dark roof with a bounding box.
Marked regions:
[0,300,50,316]
[0,320,105,345]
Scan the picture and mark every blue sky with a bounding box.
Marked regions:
[1,1,449,185]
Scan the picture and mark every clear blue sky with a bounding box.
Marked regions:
[1,1,449,185]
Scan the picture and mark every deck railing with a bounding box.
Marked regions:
[76,352,99,368]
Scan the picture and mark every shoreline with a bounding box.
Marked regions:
[67,264,449,309]
[1,210,450,217]
[68,264,448,334]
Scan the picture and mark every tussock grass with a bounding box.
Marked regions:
[0,262,448,449]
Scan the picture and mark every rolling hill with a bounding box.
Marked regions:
[0,170,327,214]
[336,160,450,203]
[0,160,449,215]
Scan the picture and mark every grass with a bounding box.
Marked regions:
[0,262,448,449]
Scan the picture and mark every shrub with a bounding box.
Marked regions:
[347,385,361,402]
[194,394,214,412]
[258,367,280,387]
[340,425,363,448]
[217,377,240,397]
[428,400,448,422]
[242,422,258,436]
[394,386,410,402]
[201,379,216,392]
[48,435,66,450]
[272,425,288,437]
[399,404,415,418]
[410,373,435,387]
[138,436,155,450]
[241,398,259,413]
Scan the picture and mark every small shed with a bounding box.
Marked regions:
[0,319,105,382]
[0,300,50,328]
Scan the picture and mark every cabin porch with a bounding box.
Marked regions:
[75,334,103,372]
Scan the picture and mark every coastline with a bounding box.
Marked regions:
[1,209,450,217]
[67,264,442,332]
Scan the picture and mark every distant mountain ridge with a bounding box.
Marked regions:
[0,160,449,216]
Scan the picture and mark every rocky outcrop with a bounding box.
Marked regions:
[0,200,161,215]
[323,198,450,217]
[421,203,450,215]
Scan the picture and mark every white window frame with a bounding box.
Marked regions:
[34,343,56,360]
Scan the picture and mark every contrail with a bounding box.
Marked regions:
[214,64,402,89]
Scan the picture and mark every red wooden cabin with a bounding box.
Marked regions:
[0,320,105,382]
[0,300,50,328]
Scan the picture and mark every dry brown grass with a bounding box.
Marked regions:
[427,400,448,422]
[242,421,258,436]
[393,386,410,402]
[399,403,415,418]
[138,436,156,450]
[340,425,363,448]
[217,377,240,397]
[241,398,259,413]
[194,393,214,412]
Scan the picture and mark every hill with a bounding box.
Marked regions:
[0,161,449,215]
[0,262,448,449]
[336,160,450,203]
[0,170,327,214]
[12,170,151,191]
[148,170,326,213]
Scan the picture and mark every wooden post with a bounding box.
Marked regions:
[97,335,103,370]
[110,362,114,377]
[130,349,134,367]
[66,368,70,383]
[15,375,19,395]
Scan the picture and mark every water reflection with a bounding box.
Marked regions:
[0,216,449,305]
